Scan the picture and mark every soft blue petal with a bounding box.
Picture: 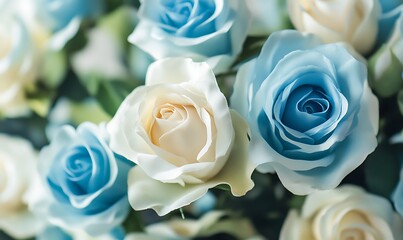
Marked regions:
[231,30,378,194]
[253,30,323,92]
[37,0,104,31]
[41,122,134,235]
[141,0,217,37]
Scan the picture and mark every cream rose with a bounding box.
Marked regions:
[287,0,381,54]
[107,58,255,216]
[0,134,44,238]
[0,0,49,117]
[280,185,403,240]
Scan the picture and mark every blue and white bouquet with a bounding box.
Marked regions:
[1,0,403,239]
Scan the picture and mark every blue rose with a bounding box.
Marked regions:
[129,0,250,73]
[231,30,379,195]
[36,122,133,236]
[35,0,104,49]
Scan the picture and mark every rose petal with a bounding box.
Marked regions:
[127,111,254,215]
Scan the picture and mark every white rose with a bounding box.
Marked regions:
[108,58,255,216]
[287,0,381,54]
[280,185,403,240]
[0,134,44,238]
[0,1,49,117]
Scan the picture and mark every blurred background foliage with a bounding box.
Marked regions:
[1,0,403,239]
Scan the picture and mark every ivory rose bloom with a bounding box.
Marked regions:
[280,185,403,240]
[108,58,255,216]
[0,1,49,117]
[0,134,44,239]
[287,0,381,54]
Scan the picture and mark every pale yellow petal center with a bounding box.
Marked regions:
[150,103,212,166]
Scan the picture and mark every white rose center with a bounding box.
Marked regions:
[150,103,214,166]
[340,228,365,240]
[337,210,382,240]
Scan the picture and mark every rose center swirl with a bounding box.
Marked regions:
[281,85,332,132]
[159,0,216,37]
[150,103,209,165]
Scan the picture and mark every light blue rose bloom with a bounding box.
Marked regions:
[231,30,379,195]
[36,122,133,236]
[36,0,104,49]
[129,0,250,73]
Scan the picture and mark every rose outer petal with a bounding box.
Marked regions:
[127,111,255,215]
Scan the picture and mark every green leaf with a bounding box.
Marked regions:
[26,84,55,117]
[232,36,267,67]
[27,97,52,117]
[40,50,68,88]
[364,143,402,198]
[94,79,138,116]
[69,99,111,124]
[99,5,137,50]
[288,195,305,210]
[64,25,89,55]
[123,210,145,233]
[215,184,231,192]
[368,45,403,98]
